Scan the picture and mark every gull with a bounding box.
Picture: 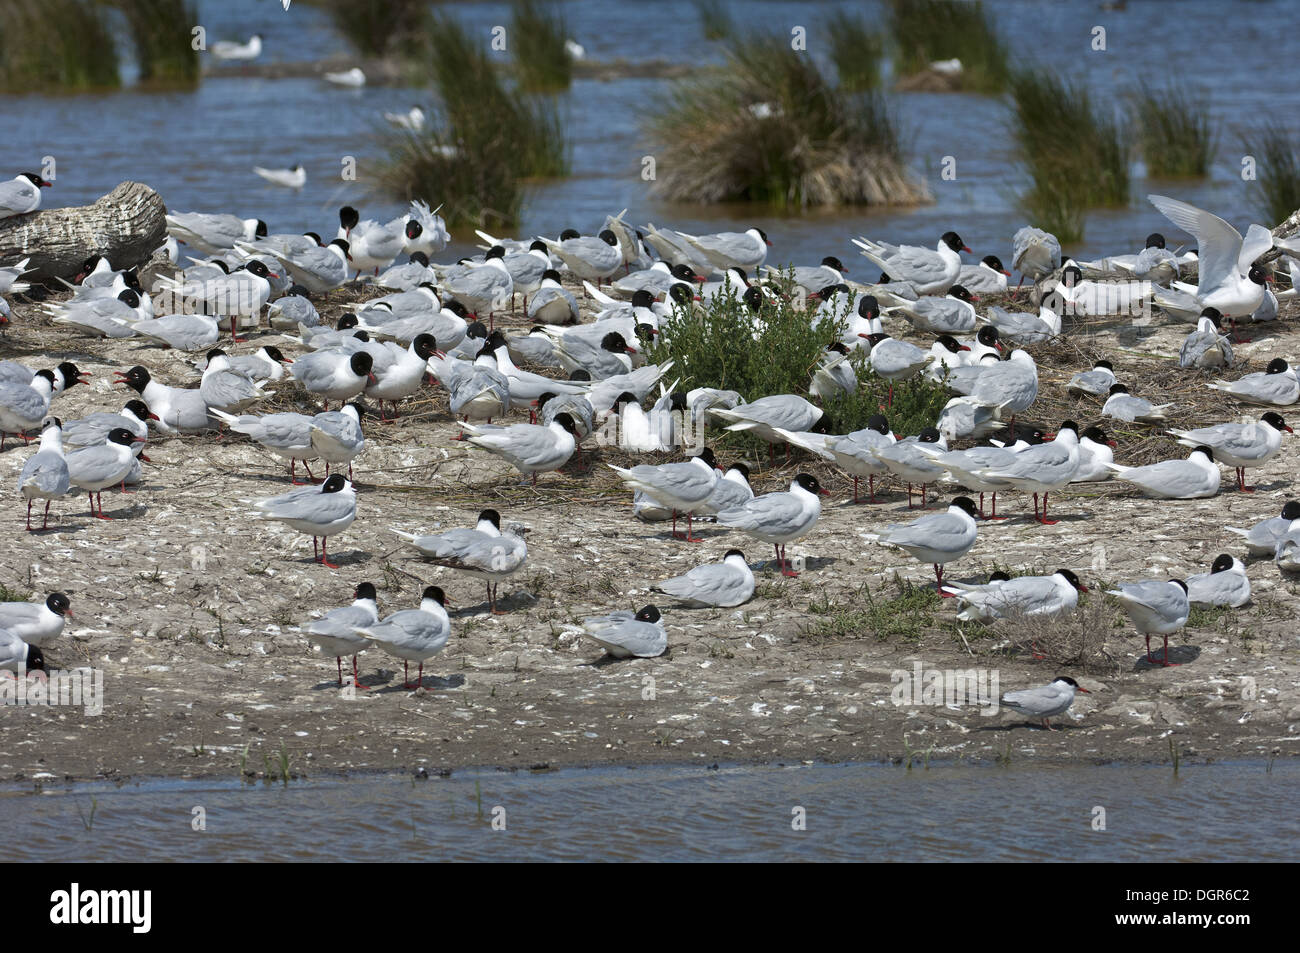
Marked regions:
[1106,446,1220,499]
[384,106,425,131]
[353,586,450,689]
[212,408,318,483]
[1102,384,1171,424]
[0,629,44,674]
[609,448,719,540]
[449,346,511,426]
[641,224,712,273]
[698,462,753,515]
[392,509,528,613]
[66,428,143,519]
[1011,227,1061,286]
[974,420,1080,524]
[760,255,846,293]
[463,414,578,485]
[873,496,980,592]
[166,211,267,256]
[310,402,366,479]
[579,606,666,659]
[1067,360,1115,398]
[924,334,974,381]
[306,582,378,687]
[1072,425,1117,483]
[963,325,1005,363]
[130,313,220,352]
[714,473,828,577]
[859,334,931,405]
[1168,412,1290,492]
[264,239,352,293]
[936,441,1028,520]
[17,417,70,531]
[824,415,896,504]
[377,252,437,293]
[944,569,1087,623]
[1107,579,1189,666]
[527,271,580,325]
[253,164,306,189]
[1226,501,1300,556]
[254,473,357,568]
[809,343,858,400]
[652,549,755,608]
[0,172,51,219]
[437,252,514,323]
[678,227,771,271]
[114,366,216,435]
[200,350,268,414]
[542,230,623,284]
[980,300,1061,346]
[324,67,366,87]
[364,334,440,419]
[1186,555,1250,608]
[710,395,827,460]
[958,255,1012,294]
[1179,308,1233,368]
[886,285,978,335]
[999,676,1088,730]
[45,288,146,338]
[211,34,262,60]
[403,201,450,257]
[853,230,969,295]
[970,348,1038,431]
[291,350,375,409]
[1055,264,1154,316]
[1206,358,1300,406]
[1111,232,1181,286]
[0,257,33,295]
[1148,194,1272,318]
[337,207,405,275]
[871,427,948,508]
[0,370,62,445]
[535,389,595,440]
[0,591,71,648]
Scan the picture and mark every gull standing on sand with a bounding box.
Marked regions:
[353,586,450,689]
[254,473,357,568]
[974,420,1080,524]
[1167,412,1290,492]
[610,448,719,540]
[1107,579,1189,667]
[17,417,69,531]
[66,428,142,520]
[391,509,529,614]
[463,414,578,485]
[306,582,379,688]
[1000,676,1088,730]
[714,473,828,577]
[872,496,980,591]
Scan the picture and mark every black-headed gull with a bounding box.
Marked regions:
[1066,360,1115,398]
[1186,554,1250,608]
[66,427,143,519]
[353,586,450,689]
[1226,500,1300,556]
[310,403,366,480]
[1107,579,1189,667]
[610,447,719,540]
[166,211,267,255]
[958,255,1011,294]
[1178,308,1233,368]
[291,350,375,409]
[1106,446,1219,499]
[871,427,948,508]
[0,629,44,674]
[1102,383,1171,424]
[1072,426,1117,483]
[0,591,70,648]
[679,227,771,271]
[392,509,528,614]
[652,549,755,607]
[254,473,357,568]
[17,417,69,530]
[306,581,378,688]
[874,495,980,591]
[853,230,969,295]
[1011,226,1061,287]
[975,420,1080,524]
[267,238,352,293]
[542,230,623,284]
[887,284,978,335]
[715,473,828,577]
[464,414,578,485]
[1000,676,1088,730]
[1206,358,1300,407]
[212,34,262,60]
[114,366,215,435]
[944,569,1086,623]
[0,172,51,219]
[1167,411,1290,492]
[213,408,318,483]
[1148,194,1272,319]
[579,605,666,658]
[253,163,305,189]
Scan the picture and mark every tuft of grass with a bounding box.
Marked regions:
[0,0,120,92]
[313,0,433,59]
[1130,81,1215,178]
[0,584,30,602]
[1169,737,1181,776]
[886,0,1008,94]
[109,0,199,88]
[646,29,929,208]
[992,594,1120,674]
[694,0,733,41]
[803,579,939,643]
[1008,66,1130,242]
[1243,123,1300,225]
[381,14,568,229]
[510,0,573,93]
[77,796,98,831]
[826,11,884,92]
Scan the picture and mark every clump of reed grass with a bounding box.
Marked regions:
[886,0,1008,93]
[694,0,733,41]
[0,0,120,92]
[1244,123,1300,225]
[826,10,883,91]
[647,29,929,208]
[315,0,434,59]
[110,0,200,88]
[380,14,568,229]
[510,0,573,93]
[1129,81,1215,178]
[1008,66,1130,242]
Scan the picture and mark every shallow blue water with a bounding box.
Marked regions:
[2,760,1295,861]
[1,0,1293,267]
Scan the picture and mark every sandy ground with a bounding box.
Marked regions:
[1,271,1299,783]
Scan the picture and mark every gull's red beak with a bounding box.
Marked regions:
[1078,585,1090,593]
[626,346,637,354]
[1107,439,1117,448]
[132,436,147,443]
[819,489,830,496]
[1286,426,1294,434]
[1076,685,1091,693]
[962,245,972,253]
[268,271,280,279]
[1001,269,1011,277]
[40,179,52,188]
[280,356,293,364]
[959,345,971,351]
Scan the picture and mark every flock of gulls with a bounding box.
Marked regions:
[2,167,1298,727]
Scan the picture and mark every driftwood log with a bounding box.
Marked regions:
[0,181,167,285]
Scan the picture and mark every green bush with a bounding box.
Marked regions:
[1244,123,1300,225]
[510,0,573,93]
[827,10,884,92]
[314,0,433,59]
[111,0,199,88]
[886,0,1008,93]
[1130,81,1215,178]
[0,0,119,92]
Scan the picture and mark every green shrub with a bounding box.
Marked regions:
[0,0,119,92]
[826,10,884,91]
[510,0,573,93]
[886,0,1008,93]
[1130,81,1215,178]
[1244,123,1300,225]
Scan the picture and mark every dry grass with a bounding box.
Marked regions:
[987,595,1123,674]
